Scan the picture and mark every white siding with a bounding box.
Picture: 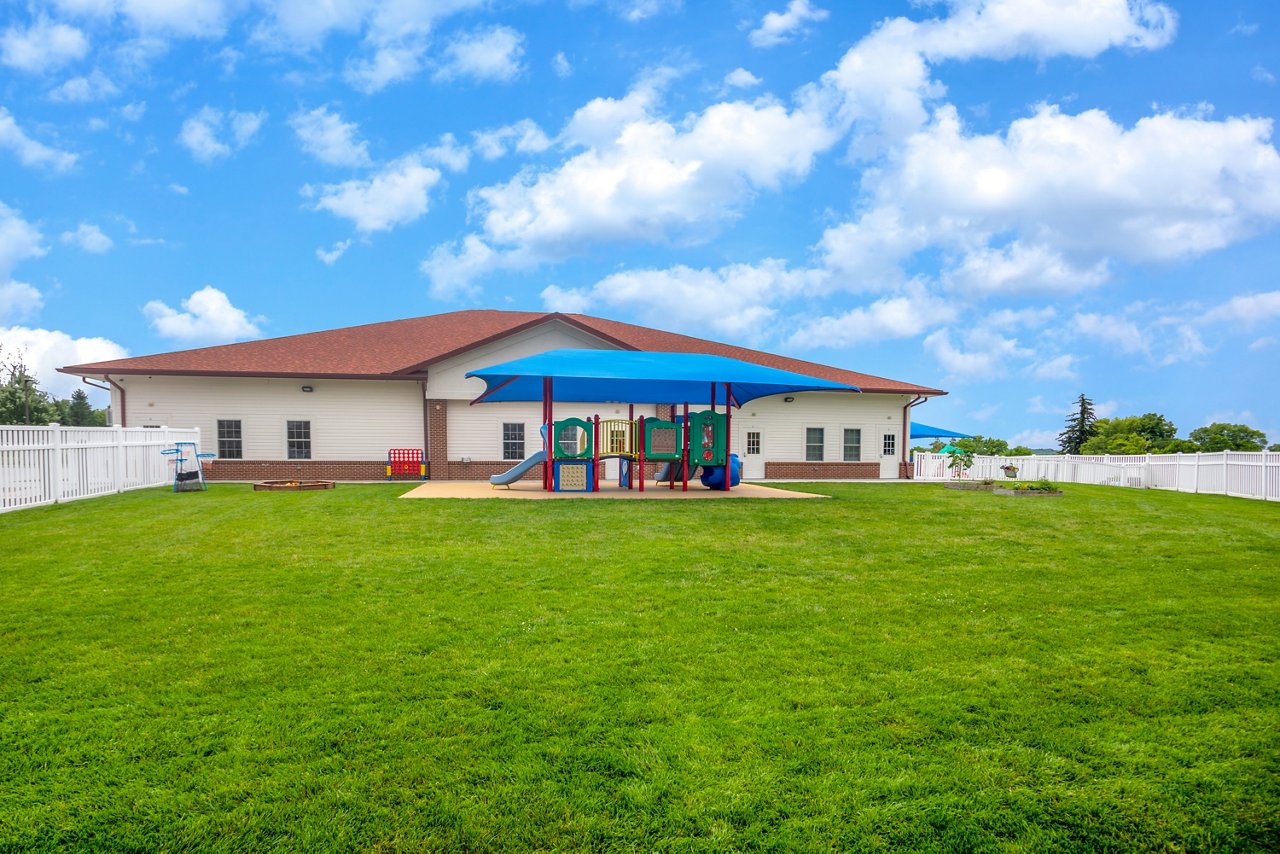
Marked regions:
[449,400,661,461]
[113,375,423,460]
[426,321,618,400]
[730,392,909,463]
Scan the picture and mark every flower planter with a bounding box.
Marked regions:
[253,480,336,491]
[992,488,1063,497]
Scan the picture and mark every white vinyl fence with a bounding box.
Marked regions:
[0,424,202,514]
[913,451,1280,502]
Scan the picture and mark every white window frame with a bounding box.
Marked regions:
[286,419,312,460]
[843,428,862,462]
[502,422,526,461]
[805,427,825,462]
[882,432,896,457]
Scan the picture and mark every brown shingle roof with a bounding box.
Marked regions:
[60,309,944,396]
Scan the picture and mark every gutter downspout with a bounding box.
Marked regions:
[103,374,127,426]
[903,395,927,475]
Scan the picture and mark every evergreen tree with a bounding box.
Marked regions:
[1057,393,1098,454]
[65,388,95,426]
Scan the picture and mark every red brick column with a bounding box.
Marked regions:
[427,399,449,479]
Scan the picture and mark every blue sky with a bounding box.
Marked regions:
[1,0,1278,447]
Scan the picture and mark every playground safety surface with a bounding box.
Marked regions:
[399,481,825,500]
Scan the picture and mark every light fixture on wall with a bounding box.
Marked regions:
[300,385,314,393]
[783,396,795,403]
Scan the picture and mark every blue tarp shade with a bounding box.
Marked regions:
[911,421,973,440]
[466,349,860,406]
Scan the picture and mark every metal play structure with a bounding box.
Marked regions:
[468,349,860,494]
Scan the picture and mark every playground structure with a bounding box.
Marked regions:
[493,404,742,493]
[160,441,216,492]
[470,348,860,495]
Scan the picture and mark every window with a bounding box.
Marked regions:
[746,431,761,455]
[805,427,824,462]
[843,428,861,462]
[882,433,896,457]
[287,420,311,459]
[502,422,525,460]
[218,420,243,459]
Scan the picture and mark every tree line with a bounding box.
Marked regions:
[1058,394,1275,454]
[1,352,108,427]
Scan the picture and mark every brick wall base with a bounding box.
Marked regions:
[764,462,883,479]
[900,462,913,479]
[209,459,907,482]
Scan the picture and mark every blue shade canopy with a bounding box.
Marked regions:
[466,349,859,406]
[911,421,973,440]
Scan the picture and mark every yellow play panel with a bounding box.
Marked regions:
[399,480,824,500]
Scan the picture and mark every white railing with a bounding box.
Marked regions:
[0,424,202,514]
[913,451,1280,502]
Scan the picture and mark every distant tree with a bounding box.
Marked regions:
[1079,432,1151,455]
[0,352,58,425]
[1007,446,1035,456]
[1057,394,1098,454]
[1189,423,1267,452]
[64,388,95,426]
[1270,443,1280,452]
[1155,439,1201,454]
[954,435,1010,456]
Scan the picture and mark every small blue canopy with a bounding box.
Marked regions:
[911,421,973,440]
[466,348,859,406]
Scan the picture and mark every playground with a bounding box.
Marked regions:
[400,479,820,499]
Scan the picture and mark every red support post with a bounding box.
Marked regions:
[545,377,555,492]
[638,416,646,494]
[682,402,690,493]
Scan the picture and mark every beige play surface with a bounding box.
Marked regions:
[399,480,824,500]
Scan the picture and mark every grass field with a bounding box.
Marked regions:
[1,482,1277,851]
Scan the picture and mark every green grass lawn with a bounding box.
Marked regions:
[1,483,1277,851]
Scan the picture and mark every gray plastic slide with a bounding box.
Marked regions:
[654,461,698,482]
[489,450,547,486]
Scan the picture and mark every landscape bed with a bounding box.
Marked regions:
[1,483,1276,850]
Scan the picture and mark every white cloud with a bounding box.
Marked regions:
[48,69,119,102]
[943,242,1108,296]
[344,41,427,94]
[169,182,189,195]
[552,51,572,78]
[1028,354,1079,382]
[303,153,442,232]
[179,106,267,162]
[119,100,146,121]
[142,285,263,342]
[1010,428,1059,448]
[1248,336,1276,352]
[1071,312,1147,354]
[923,326,1032,382]
[0,106,78,172]
[608,0,681,23]
[60,222,113,253]
[544,260,817,342]
[115,0,234,38]
[419,235,505,301]
[1200,291,1280,326]
[1252,65,1276,85]
[750,0,829,49]
[290,105,371,168]
[821,105,1280,291]
[434,25,525,84]
[788,290,957,349]
[472,119,552,160]
[1,17,89,73]
[316,239,351,265]
[423,75,839,294]
[0,281,43,323]
[421,133,470,172]
[2,325,128,399]
[724,67,762,89]
[0,201,48,275]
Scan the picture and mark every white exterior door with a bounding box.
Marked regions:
[879,431,899,479]
[743,429,765,479]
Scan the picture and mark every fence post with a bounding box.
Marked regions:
[50,423,63,505]
[113,424,125,493]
